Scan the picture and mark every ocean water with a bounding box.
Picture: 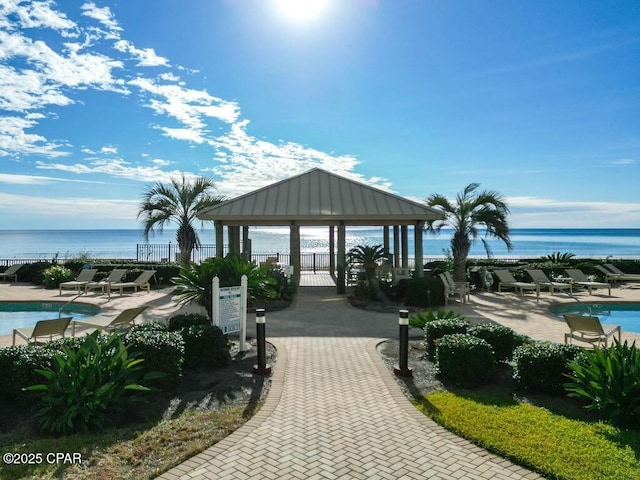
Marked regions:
[0,228,638,260]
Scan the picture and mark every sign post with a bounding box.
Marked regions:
[211,275,247,351]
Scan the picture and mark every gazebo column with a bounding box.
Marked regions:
[329,225,335,277]
[401,225,409,268]
[337,222,346,294]
[228,226,241,255]
[414,221,424,278]
[242,226,250,261]
[290,222,300,291]
[383,226,390,256]
[215,221,224,258]
[393,226,400,268]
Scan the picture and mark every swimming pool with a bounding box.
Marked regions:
[0,302,100,336]
[549,303,640,335]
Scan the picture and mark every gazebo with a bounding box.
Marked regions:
[197,168,444,293]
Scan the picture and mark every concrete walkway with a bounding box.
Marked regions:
[159,285,543,480]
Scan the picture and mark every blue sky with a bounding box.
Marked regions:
[1,0,639,229]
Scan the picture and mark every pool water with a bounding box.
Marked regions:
[0,302,100,336]
[549,303,640,335]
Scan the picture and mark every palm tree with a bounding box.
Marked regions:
[138,174,225,264]
[425,183,513,282]
[348,244,390,303]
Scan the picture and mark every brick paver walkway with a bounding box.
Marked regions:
[159,285,543,480]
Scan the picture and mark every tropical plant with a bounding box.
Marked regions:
[425,183,513,282]
[25,332,153,435]
[409,310,465,330]
[564,340,640,427]
[172,254,277,319]
[138,174,225,264]
[539,252,575,264]
[347,244,390,303]
[41,265,75,289]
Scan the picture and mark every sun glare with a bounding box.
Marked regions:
[274,0,330,22]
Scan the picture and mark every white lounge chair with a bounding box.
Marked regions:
[564,269,611,296]
[603,264,640,282]
[59,269,98,295]
[526,269,572,295]
[439,272,469,305]
[84,269,127,295]
[0,263,23,282]
[493,270,539,297]
[13,317,72,345]
[563,314,621,347]
[71,306,147,336]
[108,270,156,296]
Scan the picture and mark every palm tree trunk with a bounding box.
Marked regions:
[451,233,471,282]
[366,268,389,304]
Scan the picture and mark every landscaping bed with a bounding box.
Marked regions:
[0,339,276,480]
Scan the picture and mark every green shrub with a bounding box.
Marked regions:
[468,323,518,361]
[25,332,152,435]
[513,341,584,395]
[435,334,495,388]
[0,345,58,402]
[409,310,465,330]
[123,324,185,386]
[424,318,469,358]
[405,277,445,307]
[168,313,210,331]
[182,325,231,371]
[565,340,640,427]
[41,265,75,288]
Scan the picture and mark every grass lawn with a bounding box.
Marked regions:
[417,390,640,480]
[0,406,253,479]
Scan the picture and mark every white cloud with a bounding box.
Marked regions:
[210,120,392,196]
[36,158,200,184]
[0,172,105,185]
[152,158,171,166]
[608,158,636,165]
[159,72,181,82]
[0,0,77,34]
[80,2,122,37]
[507,195,640,227]
[0,191,136,221]
[114,40,168,67]
[100,145,118,154]
[0,116,69,157]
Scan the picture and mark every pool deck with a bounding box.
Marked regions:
[2,278,640,479]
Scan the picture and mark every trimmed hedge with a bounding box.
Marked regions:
[435,333,495,388]
[168,313,210,331]
[468,324,519,361]
[424,318,469,358]
[513,341,584,395]
[123,323,185,386]
[182,325,231,370]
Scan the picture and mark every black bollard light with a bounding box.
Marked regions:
[253,309,271,375]
[394,309,413,377]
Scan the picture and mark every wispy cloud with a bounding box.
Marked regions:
[607,158,636,165]
[209,119,392,196]
[0,116,69,158]
[114,40,168,67]
[507,195,640,227]
[0,191,136,220]
[36,158,201,184]
[1,1,388,196]
[0,173,105,185]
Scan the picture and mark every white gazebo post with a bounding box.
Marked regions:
[337,222,346,294]
[414,221,424,277]
[290,221,300,291]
